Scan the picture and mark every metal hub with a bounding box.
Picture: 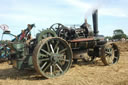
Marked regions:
[50,53,60,63]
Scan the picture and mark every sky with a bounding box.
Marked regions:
[0,0,128,40]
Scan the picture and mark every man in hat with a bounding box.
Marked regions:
[80,19,89,37]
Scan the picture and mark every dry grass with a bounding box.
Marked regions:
[0,41,128,85]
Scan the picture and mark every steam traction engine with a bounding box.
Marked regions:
[0,10,119,78]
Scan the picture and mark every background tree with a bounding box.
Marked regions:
[112,29,127,40]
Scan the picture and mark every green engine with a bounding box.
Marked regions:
[11,42,33,69]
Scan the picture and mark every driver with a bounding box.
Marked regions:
[80,19,89,37]
[26,33,33,46]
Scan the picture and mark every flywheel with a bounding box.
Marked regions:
[37,29,57,43]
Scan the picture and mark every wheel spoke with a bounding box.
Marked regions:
[43,62,51,71]
[39,58,50,62]
[56,47,59,54]
[109,57,113,64]
[58,55,69,62]
[39,53,47,57]
[50,65,53,75]
[59,59,70,62]
[41,62,47,69]
[114,57,118,60]
[41,49,51,56]
[54,41,59,51]
[114,49,118,52]
[106,51,110,54]
[46,42,50,52]
[111,50,115,58]
[50,44,55,53]
[57,61,63,66]
[53,64,56,73]
[56,63,63,72]
[59,48,67,54]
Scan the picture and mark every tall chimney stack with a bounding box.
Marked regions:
[92,9,98,36]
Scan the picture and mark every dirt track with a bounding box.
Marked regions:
[0,41,128,85]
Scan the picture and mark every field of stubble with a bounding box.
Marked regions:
[0,41,128,85]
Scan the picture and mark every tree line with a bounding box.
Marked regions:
[105,29,128,41]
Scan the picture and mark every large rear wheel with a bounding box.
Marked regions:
[33,37,72,78]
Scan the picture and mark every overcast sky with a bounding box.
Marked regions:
[0,0,128,40]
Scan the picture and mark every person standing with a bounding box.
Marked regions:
[80,19,89,37]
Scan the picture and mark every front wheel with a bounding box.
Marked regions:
[101,43,120,65]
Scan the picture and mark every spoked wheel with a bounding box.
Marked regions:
[37,29,57,43]
[33,37,72,78]
[49,23,66,34]
[57,27,69,40]
[0,46,10,59]
[101,43,120,65]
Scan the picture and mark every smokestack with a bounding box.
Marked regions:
[92,9,98,36]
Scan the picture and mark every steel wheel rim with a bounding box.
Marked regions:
[33,37,72,78]
[103,43,119,65]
